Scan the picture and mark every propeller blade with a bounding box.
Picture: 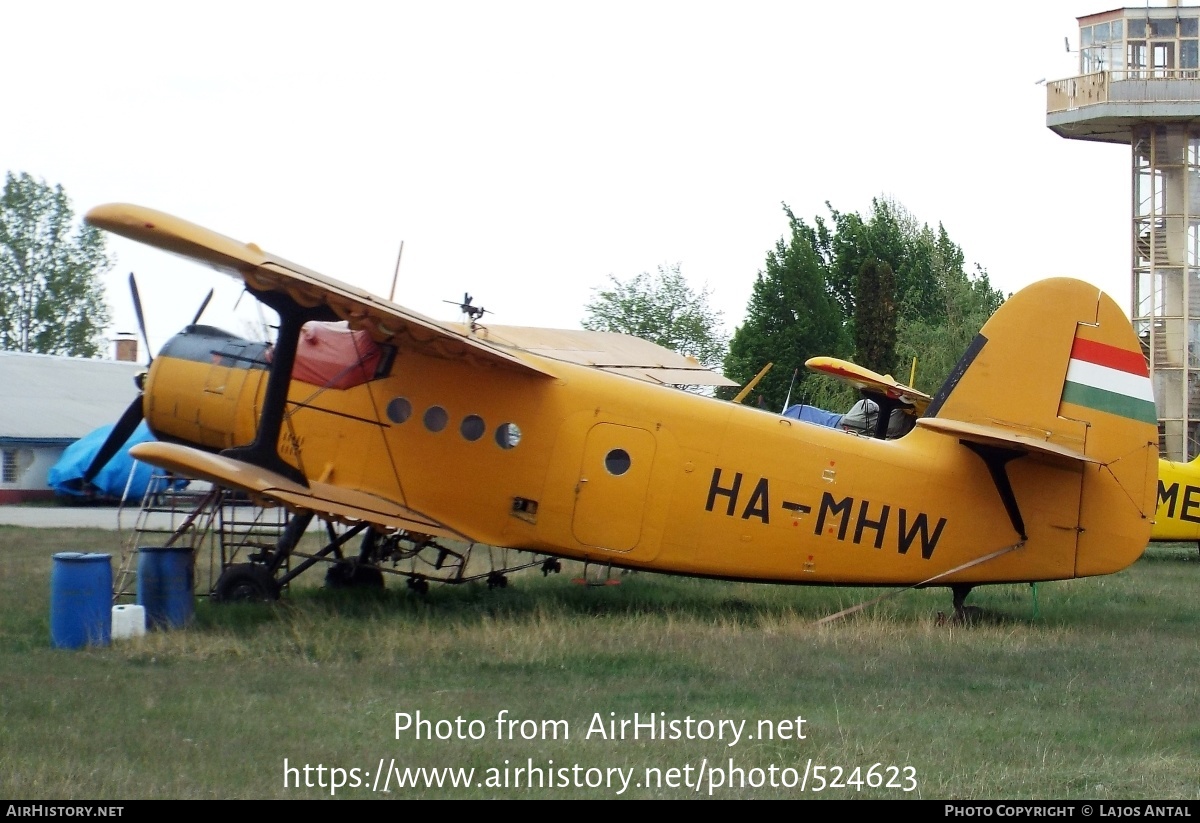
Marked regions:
[192,288,214,326]
[129,273,152,365]
[81,397,144,485]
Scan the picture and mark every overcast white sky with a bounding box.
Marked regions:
[2,0,1131,359]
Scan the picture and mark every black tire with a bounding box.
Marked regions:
[324,561,385,590]
[213,563,280,603]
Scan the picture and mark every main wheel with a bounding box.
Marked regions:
[213,563,280,603]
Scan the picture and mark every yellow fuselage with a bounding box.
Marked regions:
[144,340,1149,587]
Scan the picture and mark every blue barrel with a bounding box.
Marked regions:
[50,553,113,649]
[137,547,195,630]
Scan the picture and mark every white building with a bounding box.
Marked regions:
[0,351,143,503]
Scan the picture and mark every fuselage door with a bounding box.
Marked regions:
[572,423,657,553]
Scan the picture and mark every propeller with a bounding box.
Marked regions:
[129,272,152,366]
[192,288,214,326]
[78,393,145,488]
[77,276,212,490]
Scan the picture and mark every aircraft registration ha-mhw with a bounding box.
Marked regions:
[84,203,1160,615]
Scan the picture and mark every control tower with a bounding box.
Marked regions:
[1048,1,1200,460]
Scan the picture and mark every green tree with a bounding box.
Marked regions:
[895,262,1005,393]
[854,259,896,374]
[725,206,848,410]
[582,263,728,369]
[824,198,1004,388]
[725,199,1004,410]
[0,172,112,357]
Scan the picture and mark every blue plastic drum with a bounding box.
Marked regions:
[137,547,195,630]
[50,552,113,648]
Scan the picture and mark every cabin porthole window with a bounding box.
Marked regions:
[496,423,522,449]
[386,398,412,424]
[604,448,631,476]
[424,405,449,433]
[461,414,486,442]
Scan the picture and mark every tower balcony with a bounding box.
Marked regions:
[1048,70,1200,144]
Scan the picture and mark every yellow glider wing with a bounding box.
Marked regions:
[805,356,932,413]
[131,441,467,540]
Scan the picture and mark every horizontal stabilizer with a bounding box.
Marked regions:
[916,418,1096,463]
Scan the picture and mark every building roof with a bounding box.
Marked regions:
[0,351,143,441]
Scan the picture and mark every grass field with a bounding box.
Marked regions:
[1,525,1198,799]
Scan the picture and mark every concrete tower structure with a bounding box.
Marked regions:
[1048,1,1200,460]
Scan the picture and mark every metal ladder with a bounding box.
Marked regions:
[115,476,289,599]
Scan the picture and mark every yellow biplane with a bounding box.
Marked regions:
[83,203,1160,616]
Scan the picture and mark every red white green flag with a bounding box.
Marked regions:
[1060,338,1156,425]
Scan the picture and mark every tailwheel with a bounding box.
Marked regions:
[324,561,385,590]
[487,571,508,589]
[946,584,980,624]
[213,563,281,603]
[541,558,561,576]
[407,576,429,595]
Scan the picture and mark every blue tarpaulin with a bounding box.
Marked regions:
[782,404,844,429]
[47,421,184,502]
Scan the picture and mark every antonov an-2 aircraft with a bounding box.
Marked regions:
[82,203,1159,616]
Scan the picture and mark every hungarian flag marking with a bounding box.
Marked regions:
[1061,338,1156,424]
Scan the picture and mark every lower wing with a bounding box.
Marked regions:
[130,441,466,540]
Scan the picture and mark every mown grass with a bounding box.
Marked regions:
[1,526,1198,799]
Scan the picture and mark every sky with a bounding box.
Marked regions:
[2,0,1131,360]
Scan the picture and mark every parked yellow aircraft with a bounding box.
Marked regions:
[83,203,1160,616]
[1152,455,1200,545]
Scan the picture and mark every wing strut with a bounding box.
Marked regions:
[221,288,337,486]
[962,442,1028,541]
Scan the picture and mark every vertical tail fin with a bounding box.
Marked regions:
[924,278,1157,574]
[927,278,1154,463]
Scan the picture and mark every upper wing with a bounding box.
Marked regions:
[468,325,738,387]
[86,203,550,378]
[131,441,468,539]
[86,203,734,388]
[805,356,932,413]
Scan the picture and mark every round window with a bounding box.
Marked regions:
[460,414,486,441]
[604,448,631,475]
[386,397,412,424]
[495,422,522,449]
[423,405,449,432]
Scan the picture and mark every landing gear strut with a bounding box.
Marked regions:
[951,584,973,619]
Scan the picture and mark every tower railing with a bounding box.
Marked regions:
[1048,70,1200,114]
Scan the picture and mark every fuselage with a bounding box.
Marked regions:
[143,322,1149,587]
